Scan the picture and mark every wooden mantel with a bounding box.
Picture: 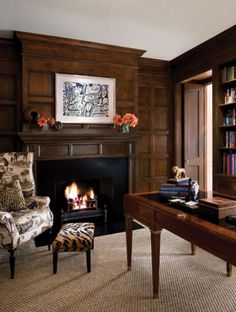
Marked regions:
[18,129,141,192]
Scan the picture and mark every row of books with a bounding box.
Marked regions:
[222,65,236,83]
[223,108,236,126]
[224,87,236,104]
[159,178,199,200]
[223,131,236,148]
[222,152,236,176]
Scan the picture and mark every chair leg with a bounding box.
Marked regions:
[53,251,58,274]
[48,228,52,251]
[86,249,91,273]
[9,250,16,279]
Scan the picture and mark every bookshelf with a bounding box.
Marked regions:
[218,64,236,177]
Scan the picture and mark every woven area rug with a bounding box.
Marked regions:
[0,227,236,312]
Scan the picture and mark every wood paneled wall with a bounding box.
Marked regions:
[171,25,236,196]
[0,39,20,151]
[15,31,145,130]
[0,31,172,193]
[137,58,172,192]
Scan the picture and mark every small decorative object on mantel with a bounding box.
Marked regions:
[23,106,41,130]
[54,121,63,130]
[37,116,56,132]
[113,113,138,133]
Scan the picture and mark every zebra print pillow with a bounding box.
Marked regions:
[0,179,26,212]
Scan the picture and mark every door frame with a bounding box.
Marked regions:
[174,78,212,191]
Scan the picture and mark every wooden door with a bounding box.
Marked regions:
[184,83,205,189]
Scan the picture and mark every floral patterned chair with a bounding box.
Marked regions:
[0,152,54,278]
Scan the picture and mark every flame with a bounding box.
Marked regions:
[89,188,95,199]
[65,182,96,210]
[65,182,78,199]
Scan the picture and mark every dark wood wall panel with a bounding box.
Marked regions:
[0,39,20,152]
[137,58,172,192]
[0,137,17,151]
[0,74,16,99]
[28,71,54,97]
[171,25,236,83]
[0,106,16,129]
[116,79,134,101]
[17,34,142,129]
[138,158,151,179]
[0,32,173,194]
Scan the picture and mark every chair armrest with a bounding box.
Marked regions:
[0,211,20,249]
[25,196,50,208]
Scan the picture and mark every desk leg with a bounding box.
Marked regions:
[227,262,232,277]
[191,243,196,255]
[151,230,162,299]
[125,216,133,271]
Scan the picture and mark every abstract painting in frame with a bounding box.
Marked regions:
[55,73,116,123]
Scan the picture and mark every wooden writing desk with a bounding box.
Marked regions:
[124,192,236,298]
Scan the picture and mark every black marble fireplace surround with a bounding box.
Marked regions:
[37,157,128,236]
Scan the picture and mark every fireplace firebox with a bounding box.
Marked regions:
[37,157,128,235]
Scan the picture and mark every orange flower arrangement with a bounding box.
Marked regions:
[37,117,56,127]
[113,113,138,133]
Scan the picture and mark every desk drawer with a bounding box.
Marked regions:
[124,198,155,227]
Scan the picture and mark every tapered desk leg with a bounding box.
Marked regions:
[125,216,133,271]
[151,230,162,299]
[227,262,232,277]
[191,243,196,255]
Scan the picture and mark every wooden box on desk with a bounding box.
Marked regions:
[199,196,236,220]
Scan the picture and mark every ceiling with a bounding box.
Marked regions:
[0,0,236,60]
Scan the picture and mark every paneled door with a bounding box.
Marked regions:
[184,83,205,189]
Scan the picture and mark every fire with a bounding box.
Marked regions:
[64,182,97,210]
[65,182,78,199]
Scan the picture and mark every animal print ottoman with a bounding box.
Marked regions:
[52,222,95,273]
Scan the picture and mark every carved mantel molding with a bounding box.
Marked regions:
[18,129,141,192]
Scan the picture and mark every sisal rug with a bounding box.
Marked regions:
[0,227,236,312]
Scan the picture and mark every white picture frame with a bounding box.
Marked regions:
[55,73,116,123]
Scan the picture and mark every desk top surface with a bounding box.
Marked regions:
[124,191,236,241]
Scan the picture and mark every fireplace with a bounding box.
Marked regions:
[37,157,128,234]
[18,129,140,244]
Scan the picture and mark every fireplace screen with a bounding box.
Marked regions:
[64,182,97,211]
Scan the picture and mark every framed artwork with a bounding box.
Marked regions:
[55,73,116,123]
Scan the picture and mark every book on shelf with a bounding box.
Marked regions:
[224,87,236,104]
[222,151,236,176]
[222,65,236,82]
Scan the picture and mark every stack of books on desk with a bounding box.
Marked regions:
[159,178,199,200]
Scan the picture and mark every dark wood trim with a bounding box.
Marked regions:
[171,25,236,82]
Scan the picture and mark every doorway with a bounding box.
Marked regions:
[175,71,212,191]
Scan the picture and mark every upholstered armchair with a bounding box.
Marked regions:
[0,152,53,278]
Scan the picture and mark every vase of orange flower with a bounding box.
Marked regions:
[37,116,56,132]
[113,113,138,133]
